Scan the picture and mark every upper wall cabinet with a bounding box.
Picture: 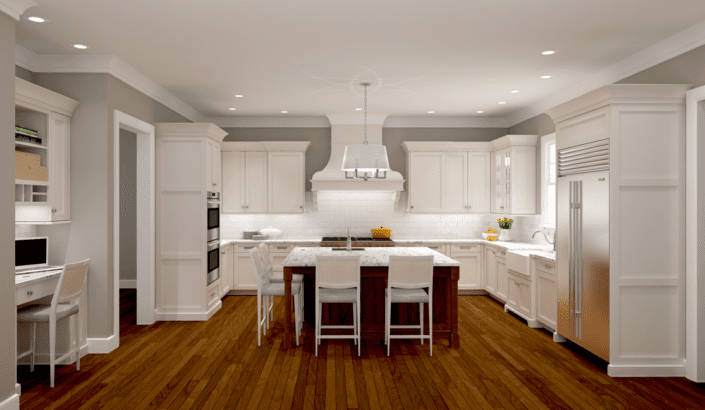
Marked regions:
[222,142,310,214]
[15,78,79,224]
[402,142,492,213]
[489,135,538,215]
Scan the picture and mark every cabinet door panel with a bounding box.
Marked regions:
[233,252,257,290]
[222,152,245,213]
[518,279,531,317]
[268,152,304,213]
[444,152,467,213]
[246,152,268,213]
[496,257,508,302]
[211,142,221,192]
[537,272,557,329]
[50,113,70,221]
[467,152,490,213]
[485,248,497,295]
[408,152,443,212]
[454,253,482,290]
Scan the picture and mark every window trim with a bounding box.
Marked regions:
[541,133,557,228]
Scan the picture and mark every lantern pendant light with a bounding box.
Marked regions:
[342,82,390,181]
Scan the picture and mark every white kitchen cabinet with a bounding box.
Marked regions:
[495,249,508,301]
[207,278,221,310]
[222,142,310,214]
[485,246,497,295]
[268,151,306,213]
[506,271,532,320]
[535,260,557,330]
[490,135,537,215]
[403,142,492,214]
[15,78,79,224]
[233,244,259,291]
[451,246,483,291]
[206,140,221,192]
[220,243,233,297]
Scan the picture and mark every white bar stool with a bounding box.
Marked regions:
[385,255,434,356]
[315,255,361,356]
[258,243,304,329]
[17,259,90,388]
[249,248,302,346]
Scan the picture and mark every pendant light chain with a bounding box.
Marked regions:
[363,83,368,145]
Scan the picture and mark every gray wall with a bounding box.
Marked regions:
[15,65,32,82]
[0,11,16,403]
[119,129,137,283]
[618,44,705,88]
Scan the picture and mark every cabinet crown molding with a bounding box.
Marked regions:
[154,123,228,142]
[545,84,692,124]
[0,0,36,20]
[402,141,493,152]
[489,135,539,151]
[221,141,311,152]
[16,77,79,116]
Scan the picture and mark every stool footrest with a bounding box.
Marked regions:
[320,325,355,329]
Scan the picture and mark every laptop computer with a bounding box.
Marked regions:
[15,236,61,274]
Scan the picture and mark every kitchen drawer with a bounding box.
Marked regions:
[418,243,447,254]
[494,248,507,259]
[234,244,260,253]
[16,279,57,305]
[535,260,556,276]
[450,243,482,254]
[207,280,220,307]
[269,244,295,253]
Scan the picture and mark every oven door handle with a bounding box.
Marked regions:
[208,241,220,252]
[207,200,221,208]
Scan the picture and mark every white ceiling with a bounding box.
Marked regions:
[14,0,705,120]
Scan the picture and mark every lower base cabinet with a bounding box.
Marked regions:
[536,261,557,330]
[485,247,497,295]
[207,279,220,310]
[233,244,259,291]
[495,249,508,301]
[506,271,532,320]
[220,243,233,297]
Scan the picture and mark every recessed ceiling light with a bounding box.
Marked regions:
[542,50,555,55]
[541,75,552,79]
[229,108,236,111]
[235,95,243,98]
[73,44,88,49]
[281,111,288,113]
[511,90,519,93]
[28,17,44,23]
[355,108,362,111]
[498,102,506,105]
[428,111,435,114]
[477,111,484,113]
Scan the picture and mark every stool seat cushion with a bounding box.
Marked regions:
[18,304,79,323]
[385,288,430,303]
[319,288,358,303]
[270,273,304,283]
[261,282,301,296]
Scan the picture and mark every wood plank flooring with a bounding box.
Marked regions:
[18,290,705,409]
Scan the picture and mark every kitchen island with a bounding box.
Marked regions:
[282,247,461,349]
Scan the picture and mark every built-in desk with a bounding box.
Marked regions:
[16,269,88,366]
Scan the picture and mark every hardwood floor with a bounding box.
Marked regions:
[18,290,705,409]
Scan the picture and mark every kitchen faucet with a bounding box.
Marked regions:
[346,226,352,251]
[532,228,556,251]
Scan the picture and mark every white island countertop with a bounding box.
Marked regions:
[282,246,461,267]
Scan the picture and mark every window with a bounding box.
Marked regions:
[541,133,557,229]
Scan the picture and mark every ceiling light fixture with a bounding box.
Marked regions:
[281,111,288,113]
[511,90,519,93]
[235,95,243,98]
[477,111,484,113]
[342,82,390,181]
[229,108,236,111]
[28,17,44,23]
[542,50,555,55]
[498,102,506,105]
[541,75,552,79]
[428,111,435,114]
[73,44,88,49]
[355,108,362,111]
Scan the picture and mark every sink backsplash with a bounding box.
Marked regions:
[221,192,551,245]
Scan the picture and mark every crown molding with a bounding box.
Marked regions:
[209,117,330,128]
[384,116,509,128]
[155,123,227,142]
[508,19,705,127]
[14,45,205,123]
[326,114,388,125]
[0,0,36,20]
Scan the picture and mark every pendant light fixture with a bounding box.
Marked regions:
[342,82,390,181]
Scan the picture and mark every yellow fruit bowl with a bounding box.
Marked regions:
[371,227,392,239]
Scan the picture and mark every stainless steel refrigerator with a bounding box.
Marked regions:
[556,139,610,362]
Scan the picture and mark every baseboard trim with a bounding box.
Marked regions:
[14,384,20,397]
[607,364,685,377]
[156,302,221,321]
[120,279,137,289]
[0,392,19,410]
[87,334,119,354]
[458,289,487,295]
[230,290,257,296]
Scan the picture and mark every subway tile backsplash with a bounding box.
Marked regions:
[221,192,552,245]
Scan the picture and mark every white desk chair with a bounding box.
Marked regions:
[249,248,302,346]
[17,259,90,388]
[258,243,304,329]
[315,255,361,356]
[385,255,434,356]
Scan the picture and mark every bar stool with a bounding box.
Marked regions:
[17,259,90,388]
[249,248,302,346]
[385,255,434,356]
[258,243,304,329]
[315,255,361,356]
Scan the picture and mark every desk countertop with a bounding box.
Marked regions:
[15,269,62,287]
[282,246,461,267]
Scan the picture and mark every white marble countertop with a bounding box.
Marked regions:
[15,269,62,287]
[221,238,322,246]
[282,247,461,267]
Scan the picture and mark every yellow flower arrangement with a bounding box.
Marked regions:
[497,217,513,229]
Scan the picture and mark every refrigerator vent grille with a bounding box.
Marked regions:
[558,139,609,177]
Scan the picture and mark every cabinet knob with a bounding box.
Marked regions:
[300,206,303,209]
[544,264,552,269]
[52,209,56,213]
[27,290,33,296]
[246,206,249,209]
[410,206,414,209]
[212,183,216,186]
[500,206,504,209]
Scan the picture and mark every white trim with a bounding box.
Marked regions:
[87,334,119,354]
[0,0,36,20]
[607,364,685,378]
[685,84,705,382]
[114,110,156,333]
[155,301,222,321]
[326,114,388,125]
[383,116,509,128]
[540,133,556,228]
[13,385,19,397]
[210,117,331,128]
[14,45,205,123]
[0,393,19,410]
[120,279,137,289]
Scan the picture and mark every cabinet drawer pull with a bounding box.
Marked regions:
[300,206,303,209]
[276,246,287,250]
[459,246,474,249]
[244,246,254,250]
[544,263,553,269]
[27,290,33,296]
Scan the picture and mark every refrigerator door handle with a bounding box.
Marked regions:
[575,180,583,340]
[569,181,575,338]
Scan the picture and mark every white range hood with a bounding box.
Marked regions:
[311,114,405,210]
